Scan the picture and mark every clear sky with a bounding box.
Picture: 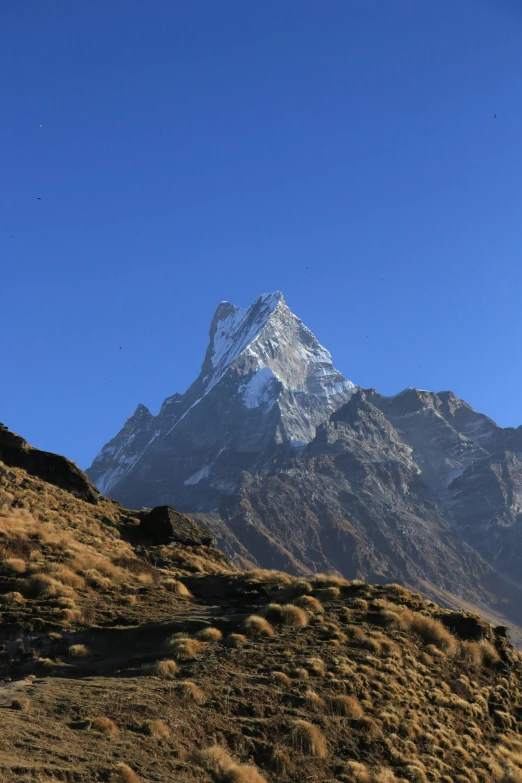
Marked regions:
[1,0,521,469]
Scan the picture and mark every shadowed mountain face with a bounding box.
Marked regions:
[87,292,355,510]
[87,294,522,629]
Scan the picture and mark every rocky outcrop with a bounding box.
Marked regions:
[0,423,99,504]
[139,506,214,546]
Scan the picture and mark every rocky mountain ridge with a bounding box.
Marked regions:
[87,294,522,633]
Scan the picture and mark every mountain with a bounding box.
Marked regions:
[88,293,522,634]
[3,430,522,782]
[87,292,355,510]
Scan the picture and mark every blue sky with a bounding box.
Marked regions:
[1,0,521,469]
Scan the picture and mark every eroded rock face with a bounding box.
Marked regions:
[0,424,99,504]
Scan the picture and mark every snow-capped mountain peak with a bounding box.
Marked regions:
[87,292,356,507]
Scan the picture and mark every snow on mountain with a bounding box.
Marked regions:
[87,292,356,506]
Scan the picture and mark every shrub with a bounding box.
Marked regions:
[244,615,274,637]
[91,716,118,738]
[289,720,327,758]
[174,681,207,704]
[150,659,178,679]
[142,719,170,739]
[163,578,192,597]
[327,694,364,718]
[264,603,308,628]
[167,636,204,660]
[196,627,223,642]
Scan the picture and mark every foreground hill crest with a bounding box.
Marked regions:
[2,431,522,782]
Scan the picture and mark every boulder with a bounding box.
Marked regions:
[139,505,214,546]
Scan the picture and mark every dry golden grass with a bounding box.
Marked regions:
[193,745,268,783]
[11,697,30,711]
[289,719,327,758]
[167,636,204,660]
[142,719,170,739]
[244,615,275,637]
[174,680,207,704]
[225,633,247,648]
[295,594,324,613]
[68,643,89,657]
[149,659,178,679]
[196,626,223,642]
[327,694,364,717]
[113,763,139,783]
[163,578,192,597]
[91,716,118,738]
[264,602,308,628]
[272,670,292,686]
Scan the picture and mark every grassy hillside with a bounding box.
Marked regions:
[1,430,522,782]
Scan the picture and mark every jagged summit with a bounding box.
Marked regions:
[87,293,355,508]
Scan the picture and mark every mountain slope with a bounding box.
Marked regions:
[88,293,522,635]
[3,430,522,783]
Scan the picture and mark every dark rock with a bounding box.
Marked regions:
[139,505,214,546]
[0,424,99,504]
[439,612,493,641]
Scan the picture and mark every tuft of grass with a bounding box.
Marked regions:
[167,636,204,660]
[289,719,327,758]
[272,671,292,686]
[0,591,26,606]
[114,763,139,783]
[68,643,89,657]
[11,697,31,711]
[244,615,275,637]
[225,633,247,648]
[327,694,364,718]
[174,680,207,704]
[150,659,178,679]
[142,719,170,740]
[193,745,268,783]
[264,603,308,628]
[294,594,324,613]
[196,626,223,642]
[91,716,118,738]
[163,578,192,597]
[310,573,349,588]
[3,557,27,574]
[408,613,457,652]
